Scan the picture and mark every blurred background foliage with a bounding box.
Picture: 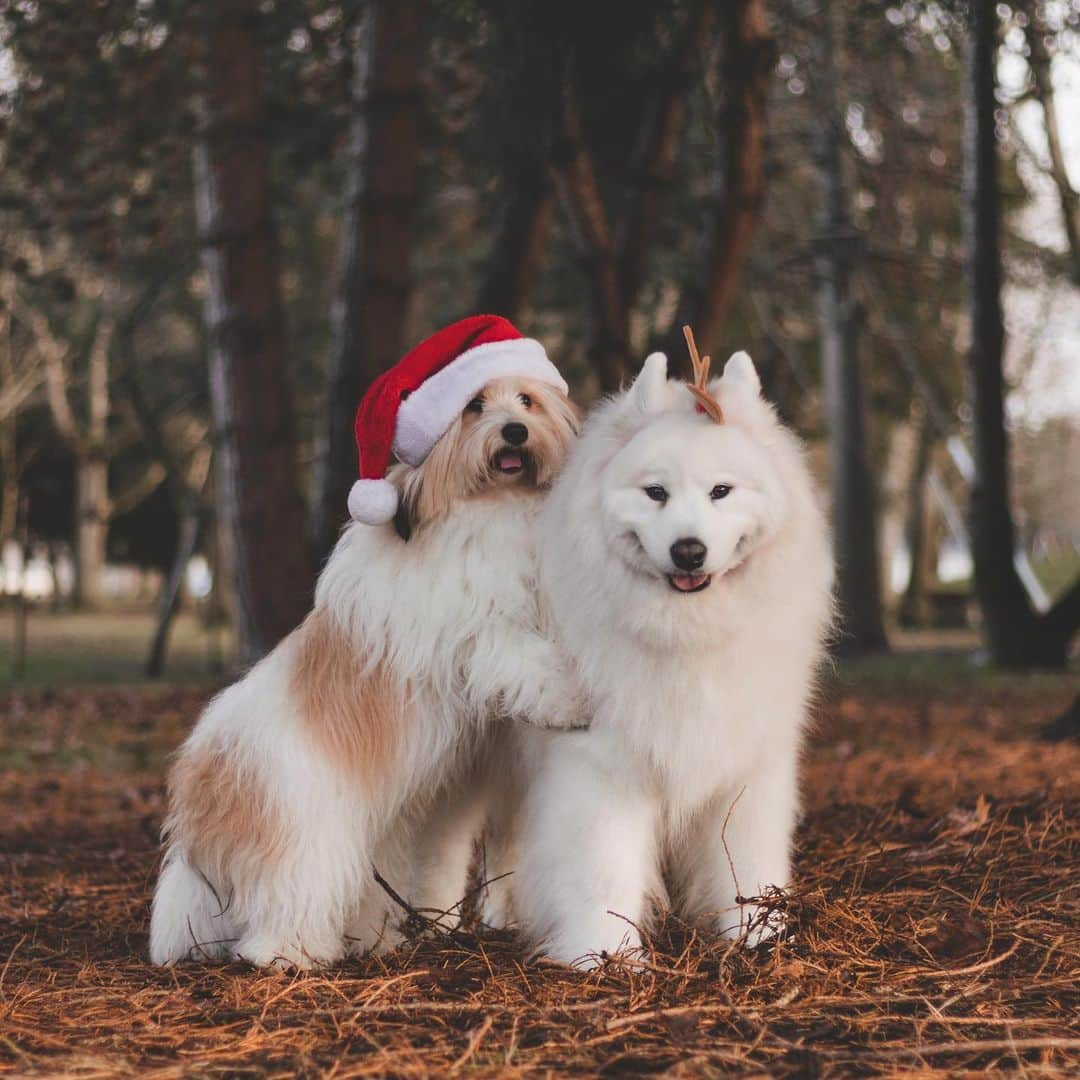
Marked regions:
[0,0,1078,678]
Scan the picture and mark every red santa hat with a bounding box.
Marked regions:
[347,314,569,525]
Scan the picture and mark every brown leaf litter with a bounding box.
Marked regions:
[1,678,1078,1076]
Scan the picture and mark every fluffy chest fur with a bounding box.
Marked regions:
[563,548,828,816]
[318,493,546,712]
[536,352,833,817]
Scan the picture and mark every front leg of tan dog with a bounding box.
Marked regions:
[480,627,587,730]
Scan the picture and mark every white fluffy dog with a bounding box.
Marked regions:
[488,348,833,967]
[149,372,579,969]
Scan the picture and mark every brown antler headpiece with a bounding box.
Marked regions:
[682,325,724,424]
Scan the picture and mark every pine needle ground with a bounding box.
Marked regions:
[2,675,1078,1077]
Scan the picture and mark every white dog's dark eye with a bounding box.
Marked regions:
[644,485,668,504]
[519,393,533,408]
[465,396,484,414]
[711,484,733,500]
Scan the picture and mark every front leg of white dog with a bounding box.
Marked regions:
[680,749,798,947]
[516,742,658,968]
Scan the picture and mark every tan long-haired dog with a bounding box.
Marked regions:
[150,317,580,969]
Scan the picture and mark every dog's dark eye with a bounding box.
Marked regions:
[644,485,668,504]
[519,393,533,408]
[465,396,484,414]
[711,484,733,500]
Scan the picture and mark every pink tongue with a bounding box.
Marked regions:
[498,452,523,471]
[671,573,706,591]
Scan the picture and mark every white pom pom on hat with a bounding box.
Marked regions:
[347,477,400,526]
[346,314,568,525]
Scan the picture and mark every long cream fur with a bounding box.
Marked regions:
[149,376,580,969]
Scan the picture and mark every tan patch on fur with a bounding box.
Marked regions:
[165,740,282,884]
[291,608,400,784]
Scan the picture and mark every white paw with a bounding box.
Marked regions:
[344,923,405,958]
[479,875,516,930]
[541,930,644,970]
[235,935,336,971]
[720,904,787,948]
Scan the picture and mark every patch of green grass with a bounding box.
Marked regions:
[0,609,232,688]
[836,627,1079,699]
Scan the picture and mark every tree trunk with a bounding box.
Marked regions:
[814,3,888,656]
[0,414,17,546]
[963,0,1051,666]
[311,1,422,564]
[475,1,565,322]
[476,175,555,322]
[73,455,108,609]
[72,317,111,610]
[146,503,203,679]
[619,1,715,319]
[194,0,314,664]
[899,410,935,628]
[551,91,629,392]
[1023,6,1080,284]
[0,302,20,546]
[656,0,773,371]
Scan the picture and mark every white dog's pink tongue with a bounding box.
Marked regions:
[498,451,523,472]
[671,572,707,592]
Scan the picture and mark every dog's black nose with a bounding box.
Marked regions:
[501,422,529,446]
[670,538,707,571]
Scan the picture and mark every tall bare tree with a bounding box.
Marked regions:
[193,0,314,662]
[812,1,888,655]
[0,272,44,545]
[474,3,564,322]
[1021,2,1080,284]
[553,0,718,391]
[658,0,774,371]
[311,1,423,564]
[964,0,1080,668]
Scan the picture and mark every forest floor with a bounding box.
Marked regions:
[1,666,1079,1077]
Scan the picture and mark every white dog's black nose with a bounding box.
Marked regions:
[502,422,529,446]
[670,538,707,571]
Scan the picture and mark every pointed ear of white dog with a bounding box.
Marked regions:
[710,350,761,411]
[625,351,670,416]
[723,351,761,395]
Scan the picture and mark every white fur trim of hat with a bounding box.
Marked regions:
[391,338,568,466]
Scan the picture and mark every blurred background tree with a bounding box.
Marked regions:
[0,0,1078,674]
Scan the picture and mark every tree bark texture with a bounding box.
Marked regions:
[551,92,628,392]
[475,177,555,322]
[312,0,422,564]
[965,0,1040,664]
[475,3,564,322]
[899,411,935,628]
[194,0,313,664]
[963,0,1080,667]
[657,0,773,372]
[814,2,888,655]
[40,311,112,611]
[618,2,715,321]
[146,504,204,679]
[553,1,717,391]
